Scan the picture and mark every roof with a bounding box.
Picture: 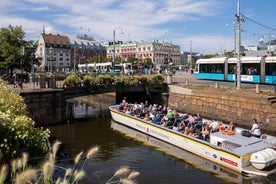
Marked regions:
[66,34,104,48]
[42,33,70,45]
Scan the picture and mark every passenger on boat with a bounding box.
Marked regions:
[189,124,200,138]
[143,113,151,121]
[122,97,127,105]
[218,123,225,131]
[186,113,196,125]
[125,107,132,115]
[144,101,149,108]
[250,118,262,138]
[195,113,202,121]
[152,113,162,124]
[177,119,187,131]
[150,104,156,114]
[119,103,124,111]
[208,120,219,132]
[201,125,210,141]
[184,125,189,135]
[227,121,235,131]
[160,106,167,114]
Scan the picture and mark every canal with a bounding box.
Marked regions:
[47,93,276,184]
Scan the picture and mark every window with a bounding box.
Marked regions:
[200,64,224,74]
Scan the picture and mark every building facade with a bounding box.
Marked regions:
[67,34,106,72]
[36,33,71,72]
[106,40,181,68]
[35,33,106,72]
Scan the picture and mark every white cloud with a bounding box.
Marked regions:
[0,0,236,54]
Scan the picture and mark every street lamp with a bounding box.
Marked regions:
[30,52,35,90]
[49,47,53,73]
[112,27,124,70]
[20,46,25,83]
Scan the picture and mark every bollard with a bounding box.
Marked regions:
[185,80,189,86]
[256,84,260,94]
[215,82,219,89]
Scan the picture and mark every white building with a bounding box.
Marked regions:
[106,40,181,68]
[36,33,71,72]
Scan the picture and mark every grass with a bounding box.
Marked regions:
[0,141,139,184]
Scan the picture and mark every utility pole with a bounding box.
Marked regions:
[190,40,192,69]
[236,1,241,89]
[233,21,237,57]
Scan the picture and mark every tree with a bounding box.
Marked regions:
[127,56,138,64]
[202,54,219,59]
[89,55,109,63]
[0,25,26,75]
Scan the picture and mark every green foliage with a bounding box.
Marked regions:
[63,73,81,87]
[97,74,114,86]
[89,56,109,63]
[151,74,164,85]
[0,79,50,161]
[68,74,164,88]
[53,72,67,81]
[0,25,25,71]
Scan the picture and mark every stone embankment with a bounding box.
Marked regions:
[168,84,276,136]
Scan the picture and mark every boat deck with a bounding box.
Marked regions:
[210,131,268,156]
[243,164,276,176]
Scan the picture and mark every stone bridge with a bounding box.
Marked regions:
[19,83,169,126]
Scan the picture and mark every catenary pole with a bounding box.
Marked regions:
[236,1,241,89]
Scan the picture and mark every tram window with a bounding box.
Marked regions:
[266,63,276,75]
[228,64,236,74]
[199,64,224,74]
[242,63,259,75]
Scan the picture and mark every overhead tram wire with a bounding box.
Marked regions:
[241,14,276,32]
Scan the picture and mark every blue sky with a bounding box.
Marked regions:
[0,0,276,54]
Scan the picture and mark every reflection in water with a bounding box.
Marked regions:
[47,94,276,184]
[67,93,115,119]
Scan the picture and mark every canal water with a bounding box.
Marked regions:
[47,94,276,184]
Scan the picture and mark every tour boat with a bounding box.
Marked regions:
[109,104,276,176]
[111,121,245,183]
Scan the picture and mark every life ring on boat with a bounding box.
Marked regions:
[222,130,235,135]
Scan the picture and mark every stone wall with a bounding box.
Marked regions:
[20,89,67,126]
[168,85,276,136]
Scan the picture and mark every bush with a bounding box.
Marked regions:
[63,74,81,87]
[0,80,50,162]
[150,74,164,85]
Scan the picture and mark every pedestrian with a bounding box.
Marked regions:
[12,72,23,89]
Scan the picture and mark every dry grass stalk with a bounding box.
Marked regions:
[74,152,83,165]
[0,165,8,183]
[114,166,130,177]
[119,178,136,184]
[52,140,62,157]
[16,158,23,171]
[15,169,37,184]
[42,161,55,182]
[73,170,85,182]
[127,171,140,179]
[22,153,28,171]
[11,160,17,174]
[86,146,99,159]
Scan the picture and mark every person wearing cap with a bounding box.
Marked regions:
[250,118,261,138]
